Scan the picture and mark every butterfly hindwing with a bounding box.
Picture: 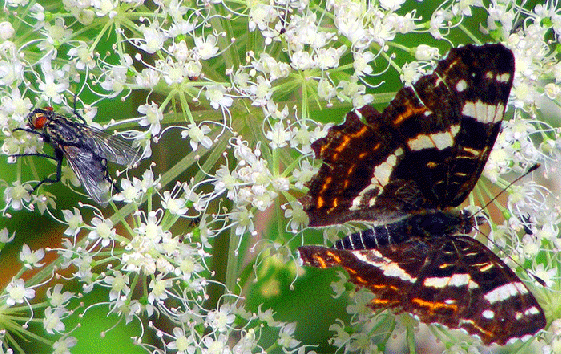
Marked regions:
[299,233,545,345]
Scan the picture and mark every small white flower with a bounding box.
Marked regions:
[400,61,426,86]
[329,319,352,348]
[0,21,15,40]
[47,284,74,308]
[316,47,345,70]
[254,54,290,81]
[293,160,316,190]
[0,57,24,87]
[100,65,128,93]
[291,51,315,70]
[379,0,406,11]
[234,71,250,89]
[206,305,236,332]
[272,177,289,192]
[20,244,44,268]
[139,169,159,194]
[37,17,73,54]
[249,4,278,32]
[6,0,29,8]
[162,191,188,215]
[1,89,32,124]
[232,329,259,353]
[135,210,168,243]
[52,336,77,354]
[181,123,213,151]
[353,51,375,76]
[87,217,117,247]
[168,18,197,37]
[6,278,35,305]
[138,102,163,135]
[136,68,160,89]
[29,3,44,21]
[0,227,16,243]
[38,62,69,104]
[148,275,171,304]
[429,10,448,40]
[265,121,291,149]
[249,76,272,105]
[213,165,238,197]
[278,322,300,349]
[167,327,195,354]
[230,207,255,236]
[44,307,67,334]
[415,44,439,61]
[544,83,560,99]
[113,178,142,204]
[337,78,366,101]
[140,23,166,53]
[202,335,229,354]
[3,181,32,211]
[67,41,96,69]
[317,79,336,101]
[184,60,202,79]
[352,92,373,108]
[103,271,130,301]
[205,85,233,109]
[74,254,94,285]
[284,202,309,232]
[522,236,539,258]
[158,58,186,85]
[94,0,118,17]
[393,13,418,34]
[194,35,219,60]
[62,207,84,237]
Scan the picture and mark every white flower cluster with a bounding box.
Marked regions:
[0,0,558,352]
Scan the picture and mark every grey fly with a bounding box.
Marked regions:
[12,107,140,206]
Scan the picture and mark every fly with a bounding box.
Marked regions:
[12,107,140,206]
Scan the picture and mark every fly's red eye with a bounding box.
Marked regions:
[30,113,48,129]
[44,106,53,112]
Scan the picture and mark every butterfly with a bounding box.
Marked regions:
[298,44,545,345]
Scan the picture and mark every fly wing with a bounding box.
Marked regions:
[81,125,141,166]
[62,145,112,206]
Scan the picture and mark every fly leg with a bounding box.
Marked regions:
[70,93,88,124]
[11,149,65,194]
[12,127,46,138]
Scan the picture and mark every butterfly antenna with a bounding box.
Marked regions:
[480,163,540,212]
[477,163,545,286]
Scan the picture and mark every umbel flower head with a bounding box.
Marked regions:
[0,0,559,353]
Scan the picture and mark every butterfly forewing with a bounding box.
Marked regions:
[301,44,515,227]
